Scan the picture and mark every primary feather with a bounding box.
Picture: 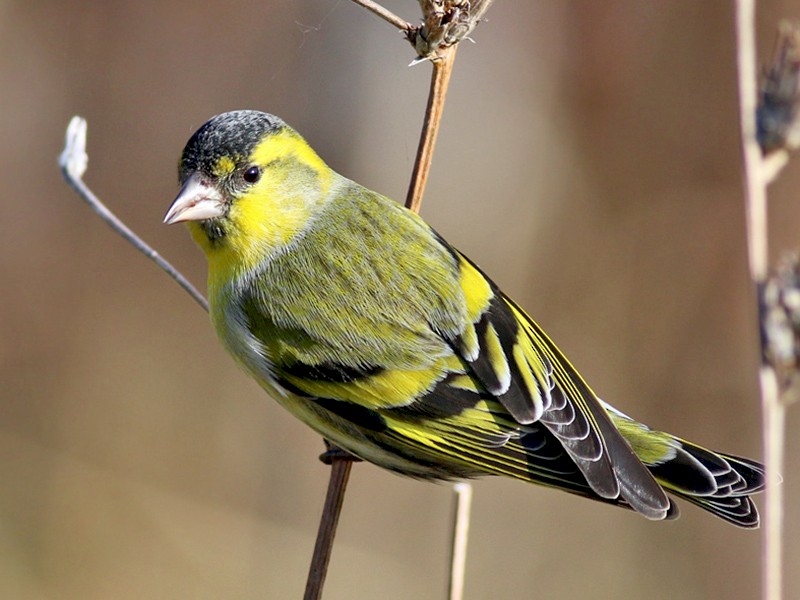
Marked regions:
[165,110,764,527]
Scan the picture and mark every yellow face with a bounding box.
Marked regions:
[170,128,335,291]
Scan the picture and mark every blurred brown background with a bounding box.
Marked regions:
[2,1,799,598]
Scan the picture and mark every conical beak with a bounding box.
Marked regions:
[163,172,226,224]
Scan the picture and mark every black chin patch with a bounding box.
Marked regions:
[202,217,227,242]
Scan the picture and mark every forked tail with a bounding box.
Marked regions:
[606,403,765,528]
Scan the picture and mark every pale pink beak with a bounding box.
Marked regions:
[163,172,226,224]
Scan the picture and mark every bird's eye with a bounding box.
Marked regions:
[243,166,261,184]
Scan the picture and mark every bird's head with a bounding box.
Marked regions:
[164,110,334,273]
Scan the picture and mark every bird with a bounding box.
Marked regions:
[164,110,764,527]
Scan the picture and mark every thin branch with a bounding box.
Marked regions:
[349,0,411,31]
[303,37,459,592]
[57,113,359,599]
[406,44,458,211]
[405,17,472,600]
[307,3,489,598]
[358,7,485,600]
[735,3,784,600]
[737,1,768,281]
[759,368,784,600]
[304,455,355,600]
[58,116,209,313]
[447,482,472,600]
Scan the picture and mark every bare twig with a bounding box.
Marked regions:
[447,482,472,600]
[356,6,492,600]
[58,116,209,313]
[405,32,472,600]
[406,44,458,211]
[735,3,784,599]
[304,455,355,600]
[57,113,357,599]
[308,3,493,598]
[737,2,769,281]
[402,11,475,600]
[349,0,411,31]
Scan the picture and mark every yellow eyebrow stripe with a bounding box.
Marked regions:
[212,155,236,177]
[250,129,330,175]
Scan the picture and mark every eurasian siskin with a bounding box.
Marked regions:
[164,110,764,527]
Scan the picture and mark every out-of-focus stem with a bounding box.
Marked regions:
[448,482,473,600]
[735,2,784,599]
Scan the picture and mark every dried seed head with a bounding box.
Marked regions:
[763,253,800,401]
[407,0,494,60]
[757,22,800,155]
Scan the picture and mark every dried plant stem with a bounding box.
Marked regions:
[406,40,473,600]
[58,117,209,313]
[58,113,355,600]
[304,45,462,597]
[737,0,769,281]
[349,0,411,31]
[406,44,458,212]
[307,6,469,600]
[304,457,354,600]
[760,368,785,600]
[407,30,473,600]
[448,482,473,600]
[735,2,784,599]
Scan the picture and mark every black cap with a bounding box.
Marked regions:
[179,111,285,182]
